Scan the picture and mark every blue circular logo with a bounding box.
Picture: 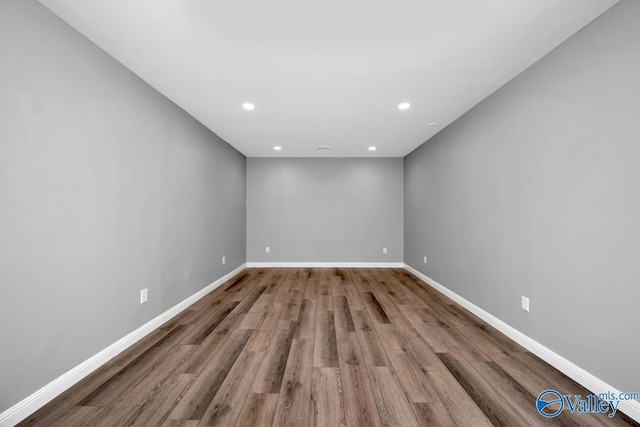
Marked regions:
[537,389,564,418]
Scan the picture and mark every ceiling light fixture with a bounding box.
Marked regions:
[398,102,411,110]
[368,146,377,151]
[427,122,437,126]
[242,102,255,111]
[273,146,282,151]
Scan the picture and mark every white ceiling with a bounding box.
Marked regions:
[39,0,617,157]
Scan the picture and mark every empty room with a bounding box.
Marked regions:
[1,0,639,426]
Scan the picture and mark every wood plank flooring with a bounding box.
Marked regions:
[18,268,639,426]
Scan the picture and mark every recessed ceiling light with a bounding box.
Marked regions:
[427,122,437,126]
[273,146,282,151]
[398,102,411,110]
[242,102,255,111]
[368,146,376,151]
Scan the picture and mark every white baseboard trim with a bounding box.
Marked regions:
[246,262,404,268]
[403,263,640,424]
[0,263,247,427]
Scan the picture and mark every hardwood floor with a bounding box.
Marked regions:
[18,268,638,426]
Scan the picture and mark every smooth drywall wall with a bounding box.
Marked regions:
[404,0,639,392]
[0,0,245,412]
[247,158,403,262]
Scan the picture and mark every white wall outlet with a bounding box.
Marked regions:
[424,256,427,264]
[222,255,226,265]
[265,246,270,253]
[521,296,530,312]
[140,288,148,304]
[383,248,388,254]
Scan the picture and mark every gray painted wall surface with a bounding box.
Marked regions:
[247,158,403,262]
[0,1,245,411]
[404,0,639,392]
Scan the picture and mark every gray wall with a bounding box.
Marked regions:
[247,158,403,262]
[0,0,245,412]
[404,0,639,392]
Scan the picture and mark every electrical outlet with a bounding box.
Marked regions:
[140,288,148,304]
[383,248,388,254]
[265,246,270,253]
[222,256,226,265]
[521,296,529,312]
[424,256,427,264]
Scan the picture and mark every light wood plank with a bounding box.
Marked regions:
[272,339,314,426]
[311,368,346,427]
[368,367,420,427]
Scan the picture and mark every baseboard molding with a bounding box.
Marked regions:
[0,263,247,427]
[246,262,404,268]
[403,264,640,424]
